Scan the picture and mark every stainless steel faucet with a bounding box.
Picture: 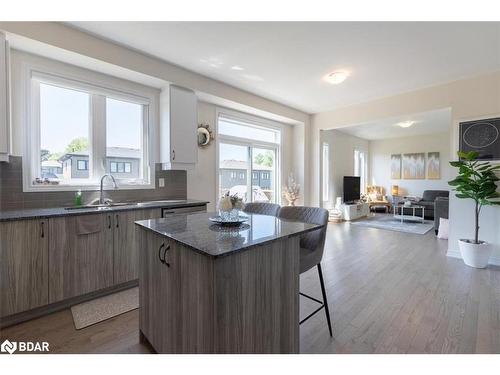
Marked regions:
[99,174,118,205]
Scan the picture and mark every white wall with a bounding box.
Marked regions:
[369,132,452,197]
[320,129,369,209]
[1,23,310,207]
[311,70,500,265]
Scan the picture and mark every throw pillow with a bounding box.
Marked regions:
[437,218,449,240]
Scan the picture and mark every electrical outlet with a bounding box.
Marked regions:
[158,178,165,188]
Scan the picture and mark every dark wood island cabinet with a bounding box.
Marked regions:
[136,212,322,354]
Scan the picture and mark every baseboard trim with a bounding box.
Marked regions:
[0,280,138,329]
[447,249,500,266]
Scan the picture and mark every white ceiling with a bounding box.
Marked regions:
[68,22,500,114]
[335,108,451,140]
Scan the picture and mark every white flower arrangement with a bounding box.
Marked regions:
[219,192,245,212]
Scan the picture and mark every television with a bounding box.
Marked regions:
[343,176,361,204]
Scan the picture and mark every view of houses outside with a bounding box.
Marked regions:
[219,145,277,203]
[39,82,144,184]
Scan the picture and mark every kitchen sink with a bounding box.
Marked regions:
[64,202,138,210]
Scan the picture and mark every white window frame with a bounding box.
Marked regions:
[322,142,329,202]
[216,108,282,204]
[19,53,159,192]
[354,149,368,193]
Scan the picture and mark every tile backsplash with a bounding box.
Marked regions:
[0,156,187,210]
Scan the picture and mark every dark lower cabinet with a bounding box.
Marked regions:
[113,209,161,285]
[139,231,214,353]
[0,204,206,323]
[0,219,48,317]
[138,227,300,354]
[48,213,114,303]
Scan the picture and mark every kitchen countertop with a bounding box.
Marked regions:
[135,212,323,258]
[0,199,209,222]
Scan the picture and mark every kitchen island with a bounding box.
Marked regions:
[135,212,323,354]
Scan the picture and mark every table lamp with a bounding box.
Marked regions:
[391,185,399,196]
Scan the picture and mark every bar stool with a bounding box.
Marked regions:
[278,206,332,336]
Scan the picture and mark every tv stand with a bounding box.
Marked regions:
[342,202,369,221]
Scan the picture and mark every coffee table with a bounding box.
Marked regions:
[393,204,425,223]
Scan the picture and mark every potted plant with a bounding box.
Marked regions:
[449,151,500,268]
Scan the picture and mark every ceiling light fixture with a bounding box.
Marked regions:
[397,121,415,128]
[324,70,349,85]
[231,65,244,71]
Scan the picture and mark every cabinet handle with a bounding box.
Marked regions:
[108,215,111,229]
[172,149,175,160]
[158,243,166,264]
[116,214,119,228]
[40,221,45,238]
[163,245,171,267]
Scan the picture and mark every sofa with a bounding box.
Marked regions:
[398,190,449,220]
[419,190,449,219]
[434,196,449,234]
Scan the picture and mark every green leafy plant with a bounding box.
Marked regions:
[449,151,500,244]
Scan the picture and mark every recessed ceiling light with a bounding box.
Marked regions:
[397,121,415,128]
[324,71,349,85]
[231,65,244,71]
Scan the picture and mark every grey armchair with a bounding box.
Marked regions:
[278,206,332,336]
[243,202,280,216]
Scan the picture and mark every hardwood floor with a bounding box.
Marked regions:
[2,218,499,354]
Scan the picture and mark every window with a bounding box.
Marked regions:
[322,142,329,202]
[217,111,281,204]
[105,98,143,179]
[77,160,88,171]
[25,60,157,191]
[230,171,237,179]
[354,150,368,193]
[39,83,90,184]
[219,116,280,144]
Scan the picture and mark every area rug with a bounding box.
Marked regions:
[71,287,138,329]
[350,215,434,235]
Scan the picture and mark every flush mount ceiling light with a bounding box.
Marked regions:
[324,71,349,85]
[397,121,415,128]
[231,65,244,71]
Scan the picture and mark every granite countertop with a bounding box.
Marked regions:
[135,212,323,258]
[0,199,209,222]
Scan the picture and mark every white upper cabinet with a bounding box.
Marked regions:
[0,32,10,162]
[160,85,198,169]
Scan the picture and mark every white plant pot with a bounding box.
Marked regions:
[458,239,493,268]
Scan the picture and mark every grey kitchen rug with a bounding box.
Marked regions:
[71,287,139,330]
[350,214,434,235]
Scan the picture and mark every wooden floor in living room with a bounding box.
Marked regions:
[2,219,499,354]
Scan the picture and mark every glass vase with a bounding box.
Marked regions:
[220,208,240,221]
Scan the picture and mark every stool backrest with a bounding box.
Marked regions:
[278,206,329,266]
[243,202,280,216]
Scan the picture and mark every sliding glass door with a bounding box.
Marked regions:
[218,143,278,203]
[217,112,281,204]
